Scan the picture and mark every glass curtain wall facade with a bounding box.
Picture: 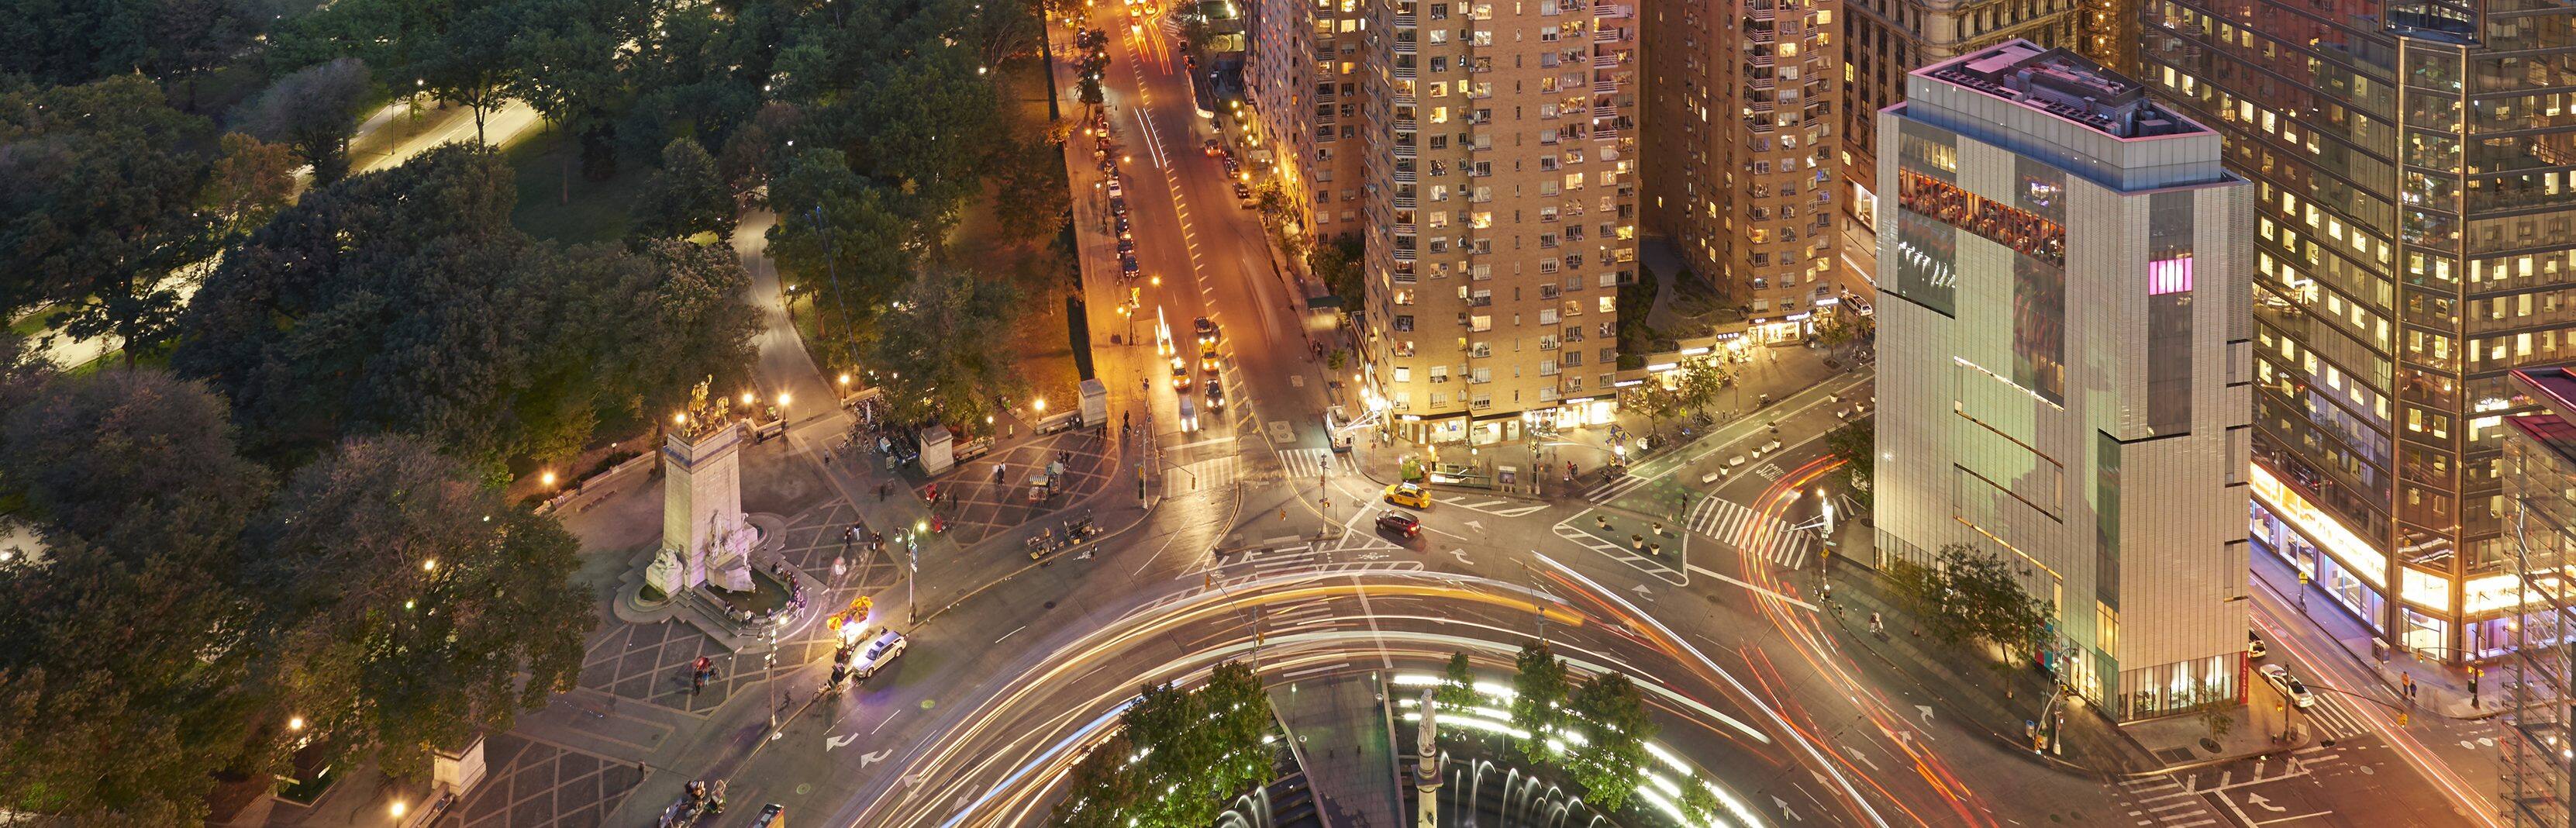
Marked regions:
[2502,367,2576,828]
[2143,0,2576,664]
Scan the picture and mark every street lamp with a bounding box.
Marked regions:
[1034,398,1049,413]
[540,471,557,488]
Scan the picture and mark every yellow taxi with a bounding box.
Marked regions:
[1383,481,1433,509]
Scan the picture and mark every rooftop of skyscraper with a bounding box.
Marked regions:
[1919,40,2204,140]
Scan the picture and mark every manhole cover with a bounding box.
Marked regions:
[920,699,936,710]
[796,783,812,795]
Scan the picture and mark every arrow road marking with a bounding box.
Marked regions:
[1450,549,1473,565]
[2244,792,2286,813]
[1631,584,1654,599]
[1917,704,1935,725]
[1461,519,1485,531]
[951,784,984,812]
[826,733,860,752]
[1772,795,1803,822]
[860,748,893,766]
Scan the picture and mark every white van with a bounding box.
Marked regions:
[1179,397,1199,432]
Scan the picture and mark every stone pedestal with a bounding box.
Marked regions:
[656,420,747,595]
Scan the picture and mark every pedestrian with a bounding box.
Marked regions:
[1870,612,1884,635]
[691,671,706,694]
[2403,673,2416,699]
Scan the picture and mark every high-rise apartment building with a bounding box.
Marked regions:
[2499,366,2576,827]
[1353,0,1640,443]
[2143,0,2576,662]
[1641,0,1852,341]
[1874,42,2251,718]
[1246,0,1370,230]
[1837,0,2083,311]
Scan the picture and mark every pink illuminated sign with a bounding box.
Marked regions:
[2149,256,2192,295]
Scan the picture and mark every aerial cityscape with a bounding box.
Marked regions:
[0,0,2558,824]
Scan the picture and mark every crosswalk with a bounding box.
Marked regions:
[1164,455,1247,496]
[2297,692,2371,740]
[1582,471,1652,503]
[1685,495,1813,571]
[2110,776,2220,828]
[1278,447,1359,480]
[1550,513,1685,585]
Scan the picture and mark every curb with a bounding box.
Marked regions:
[1822,597,2116,777]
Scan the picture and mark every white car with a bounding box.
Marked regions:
[1106,178,1125,198]
[2257,663,2315,709]
[852,630,909,680]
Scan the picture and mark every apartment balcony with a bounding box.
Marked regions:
[1394,65,1417,79]
[1394,195,1419,209]
[1395,223,1419,235]
[1395,40,1417,54]
[1393,247,1418,261]
[1395,144,1416,158]
[1593,80,1617,93]
[1593,53,1620,68]
[1748,29,1774,43]
[1395,119,1418,131]
[1750,74,1775,89]
[1592,2,1634,17]
[1748,53,1774,68]
[1593,28,1627,43]
[1592,105,1616,117]
[1392,168,1418,184]
[1395,12,1417,25]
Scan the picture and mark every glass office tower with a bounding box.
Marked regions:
[2143,0,2576,664]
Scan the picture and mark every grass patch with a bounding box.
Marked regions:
[506,129,646,247]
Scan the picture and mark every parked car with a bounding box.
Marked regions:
[2257,664,2316,709]
[1232,181,1254,202]
[1202,139,1222,156]
[1110,195,1128,216]
[1116,214,1132,239]
[1117,236,1136,255]
[1383,481,1433,509]
[1375,511,1422,538]
[851,630,908,680]
[2247,631,2268,660]
[1121,254,1140,278]
[1106,178,1124,198]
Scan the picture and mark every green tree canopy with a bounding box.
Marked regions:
[0,74,226,364]
[1564,671,1656,810]
[1885,543,2053,661]
[1511,640,1571,757]
[244,435,594,780]
[865,269,1026,427]
[1436,651,1479,710]
[235,57,374,183]
[0,371,272,561]
[1050,661,1274,827]
[175,143,758,471]
[633,137,738,241]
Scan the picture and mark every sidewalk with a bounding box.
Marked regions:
[1344,340,1854,499]
[2250,547,2506,720]
[1817,529,2150,775]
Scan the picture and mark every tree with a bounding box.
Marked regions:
[1678,779,1727,825]
[0,0,259,91]
[1306,233,1364,303]
[0,546,271,823]
[1884,543,2054,661]
[633,137,738,240]
[0,368,274,823]
[244,436,595,781]
[2186,679,2237,739]
[415,0,522,144]
[852,47,1005,212]
[178,143,760,471]
[0,371,272,561]
[1436,651,1479,710]
[1049,661,1274,827]
[586,239,763,427]
[988,136,1071,240]
[236,57,374,183]
[1627,381,1686,440]
[1511,640,1571,758]
[1564,671,1656,811]
[1823,418,1874,509]
[1674,355,1733,418]
[0,76,224,366]
[506,0,650,180]
[203,133,299,240]
[865,269,1026,427]
[767,148,922,341]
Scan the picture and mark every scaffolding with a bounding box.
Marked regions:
[2504,483,2576,826]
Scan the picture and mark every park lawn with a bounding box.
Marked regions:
[507,129,646,247]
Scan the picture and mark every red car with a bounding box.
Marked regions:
[1375,512,1422,538]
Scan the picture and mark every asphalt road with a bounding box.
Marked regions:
[681,7,2509,827]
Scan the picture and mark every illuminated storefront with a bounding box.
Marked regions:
[2250,463,2537,660]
